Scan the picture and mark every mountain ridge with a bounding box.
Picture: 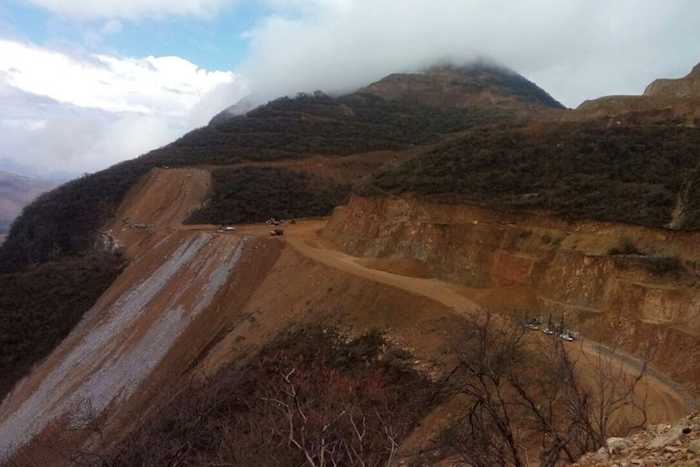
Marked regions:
[361,62,565,110]
[574,61,700,125]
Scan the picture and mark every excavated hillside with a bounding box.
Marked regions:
[4,61,700,465]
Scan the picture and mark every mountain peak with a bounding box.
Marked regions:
[361,62,564,111]
[644,62,700,98]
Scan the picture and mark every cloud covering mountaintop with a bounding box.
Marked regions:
[2,0,700,176]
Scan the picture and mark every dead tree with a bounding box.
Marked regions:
[261,368,399,467]
[444,313,650,467]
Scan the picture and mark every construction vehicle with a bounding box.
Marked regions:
[543,314,555,335]
[524,318,541,331]
[559,327,578,341]
[560,331,576,342]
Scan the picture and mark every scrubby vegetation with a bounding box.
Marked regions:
[99,327,437,466]
[187,167,350,225]
[0,162,149,272]
[608,238,685,276]
[0,252,124,398]
[441,315,650,467]
[370,63,564,110]
[608,237,643,256]
[613,253,686,277]
[12,318,654,466]
[363,123,700,229]
[147,92,512,167]
[644,256,684,276]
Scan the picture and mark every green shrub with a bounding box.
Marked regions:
[0,252,125,398]
[362,124,700,229]
[608,237,642,255]
[644,255,684,276]
[102,327,437,467]
[186,167,350,225]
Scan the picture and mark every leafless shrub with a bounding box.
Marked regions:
[10,328,435,467]
[443,314,650,467]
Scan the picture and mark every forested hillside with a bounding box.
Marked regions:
[363,123,700,229]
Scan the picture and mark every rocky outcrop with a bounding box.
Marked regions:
[575,413,700,466]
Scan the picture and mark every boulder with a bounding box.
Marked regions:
[607,437,632,455]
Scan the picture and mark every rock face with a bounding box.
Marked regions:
[575,413,700,466]
[361,62,564,111]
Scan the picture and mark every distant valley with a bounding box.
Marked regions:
[0,171,57,242]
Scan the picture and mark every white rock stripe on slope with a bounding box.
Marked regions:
[0,233,248,458]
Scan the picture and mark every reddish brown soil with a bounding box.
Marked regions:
[359,256,434,278]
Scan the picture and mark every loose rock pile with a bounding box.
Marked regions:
[575,413,700,466]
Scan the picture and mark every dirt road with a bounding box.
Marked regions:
[233,220,689,425]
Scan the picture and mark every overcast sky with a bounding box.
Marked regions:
[2,0,700,178]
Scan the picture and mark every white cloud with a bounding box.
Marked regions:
[101,19,124,35]
[21,0,233,20]
[4,0,700,176]
[0,40,236,115]
[236,0,700,107]
[0,40,247,176]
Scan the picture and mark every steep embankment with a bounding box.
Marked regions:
[108,167,211,256]
[323,196,700,394]
[0,169,281,461]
